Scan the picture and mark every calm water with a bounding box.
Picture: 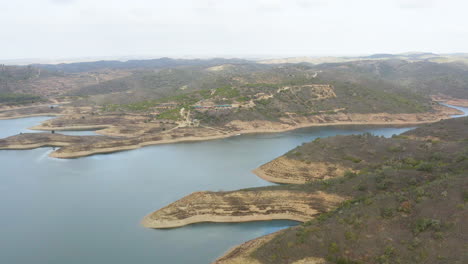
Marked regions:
[0,116,98,136]
[441,103,468,118]
[1,105,467,264]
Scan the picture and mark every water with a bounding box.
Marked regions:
[0,116,98,137]
[1,105,467,264]
[0,116,54,137]
[440,103,468,118]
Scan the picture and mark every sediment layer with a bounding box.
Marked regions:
[141,190,346,229]
[253,156,350,184]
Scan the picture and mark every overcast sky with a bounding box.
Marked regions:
[1,0,467,60]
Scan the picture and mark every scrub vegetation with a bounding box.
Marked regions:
[212,116,468,264]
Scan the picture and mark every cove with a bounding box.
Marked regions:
[0,105,467,264]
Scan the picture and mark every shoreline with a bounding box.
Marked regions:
[29,124,111,132]
[252,166,308,184]
[0,114,460,159]
[141,214,306,229]
[46,116,463,159]
[0,103,463,159]
[0,113,62,120]
[432,97,468,107]
[141,190,346,229]
[211,231,282,264]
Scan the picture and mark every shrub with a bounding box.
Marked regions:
[295,227,310,243]
[416,162,435,172]
[388,145,405,152]
[403,157,420,167]
[357,184,367,191]
[328,242,340,254]
[237,96,250,102]
[344,156,362,163]
[214,86,240,98]
[344,170,357,178]
[0,93,42,104]
[463,191,468,203]
[398,201,412,213]
[344,230,358,241]
[413,218,441,234]
[256,98,271,105]
[377,180,393,190]
[158,108,181,120]
[336,258,361,264]
[380,208,395,218]
[430,152,443,161]
[376,246,396,264]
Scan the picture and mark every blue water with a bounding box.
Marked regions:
[0,116,98,137]
[0,104,466,264]
[440,103,468,117]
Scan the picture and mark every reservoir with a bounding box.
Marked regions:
[1,105,467,264]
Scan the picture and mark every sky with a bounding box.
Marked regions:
[1,0,468,61]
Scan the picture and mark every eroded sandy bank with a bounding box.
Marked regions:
[141,190,347,229]
[252,157,350,184]
[0,104,462,159]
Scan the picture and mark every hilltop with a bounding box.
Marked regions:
[259,52,468,67]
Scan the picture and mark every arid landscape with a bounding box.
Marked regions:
[2,57,468,159]
[147,116,468,264]
[3,0,468,263]
[1,54,467,264]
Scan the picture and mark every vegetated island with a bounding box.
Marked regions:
[1,57,468,158]
[143,116,468,264]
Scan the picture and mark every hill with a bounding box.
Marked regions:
[1,56,466,158]
[313,60,468,99]
[33,57,251,73]
[141,116,468,264]
[2,56,468,118]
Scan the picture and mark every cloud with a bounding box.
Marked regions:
[397,0,435,9]
[1,0,467,59]
[295,0,328,8]
[50,0,76,5]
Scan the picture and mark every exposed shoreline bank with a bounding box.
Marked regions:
[0,117,454,159]
[34,115,468,159]
[0,113,62,120]
[0,101,463,159]
[141,190,346,229]
[0,112,461,159]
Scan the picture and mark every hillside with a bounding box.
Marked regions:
[140,116,468,264]
[313,60,468,100]
[33,57,251,73]
[2,56,468,123]
[1,56,467,158]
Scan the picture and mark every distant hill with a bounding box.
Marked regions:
[314,59,468,99]
[1,55,468,124]
[33,57,252,73]
[259,52,468,65]
[361,53,398,59]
